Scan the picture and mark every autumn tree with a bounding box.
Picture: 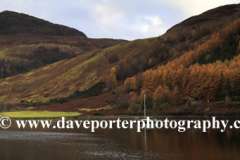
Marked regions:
[124,77,137,93]
[148,59,153,67]
[223,77,231,98]
[106,74,117,89]
[128,92,140,111]
[108,53,119,63]
[111,67,116,76]
[153,85,171,109]
[215,73,224,100]
[171,86,182,105]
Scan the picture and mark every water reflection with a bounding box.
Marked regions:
[0,117,240,159]
[144,128,147,152]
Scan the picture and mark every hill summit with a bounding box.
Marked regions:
[0,10,87,37]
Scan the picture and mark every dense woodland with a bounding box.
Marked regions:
[105,18,240,112]
[0,46,77,78]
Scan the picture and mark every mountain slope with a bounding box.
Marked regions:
[0,37,158,105]
[0,11,126,78]
[164,4,240,37]
[0,11,86,37]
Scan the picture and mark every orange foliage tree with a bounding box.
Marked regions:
[124,77,137,93]
[105,74,117,89]
[153,85,171,108]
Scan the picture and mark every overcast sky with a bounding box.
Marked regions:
[0,0,239,40]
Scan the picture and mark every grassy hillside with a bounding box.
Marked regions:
[0,11,126,78]
[0,37,158,105]
[0,37,125,78]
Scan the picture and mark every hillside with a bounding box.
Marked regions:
[0,37,159,104]
[1,4,240,116]
[0,11,86,37]
[0,11,126,78]
[164,4,240,37]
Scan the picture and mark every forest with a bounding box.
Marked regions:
[104,18,240,114]
[0,46,77,78]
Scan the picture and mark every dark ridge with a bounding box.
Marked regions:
[0,10,87,37]
[165,3,240,33]
[181,4,239,26]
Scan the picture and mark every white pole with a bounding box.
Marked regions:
[144,94,146,119]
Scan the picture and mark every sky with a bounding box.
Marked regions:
[0,0,239,40]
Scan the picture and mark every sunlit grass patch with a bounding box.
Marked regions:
[23,69,39,77]
[78,105,113,112]
[78,108,103,112]
[4,77,12,81]
[0,111,81,118]
[26,107,35,110]
[42,60,62,70]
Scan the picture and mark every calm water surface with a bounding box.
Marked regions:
[0,117,240,160]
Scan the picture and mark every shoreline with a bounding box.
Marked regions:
[5,114,240,120]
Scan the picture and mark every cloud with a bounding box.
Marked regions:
[0,0,239,40]
[82,0,169,40]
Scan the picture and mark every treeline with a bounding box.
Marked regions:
[25,81,106,107]
[143,18,240,104]
[105,25,213,86]
[0,46,77,78]
[111,18,240,111]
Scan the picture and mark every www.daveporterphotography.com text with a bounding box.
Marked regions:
[1,116,240,132]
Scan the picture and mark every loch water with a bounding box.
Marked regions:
[0,117,240,160]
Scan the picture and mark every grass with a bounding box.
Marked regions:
[27,81,106,107]
[78,108,103,112]
[26,107,35,110]
[78,105,113,112]
[42,60,62,70]
[0,43,82,62]
[0,111,81,118]
[0,35,156,106]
